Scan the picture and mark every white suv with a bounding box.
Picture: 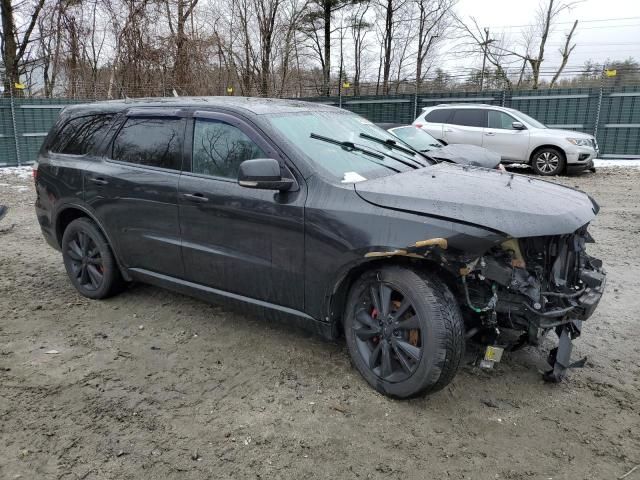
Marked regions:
[414,104,598,175]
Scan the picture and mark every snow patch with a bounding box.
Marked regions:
[0,166,34,180]
[594,159,640,169]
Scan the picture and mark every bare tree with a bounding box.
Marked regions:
[348,1,371,95]
[254,0,282,95]
[415,0,453,91]
[165,0,199,92]
[549,19,577,87]
[378,0,409,94]
[455,0,579,90]
[300,0,361,96]
[454,15,516,90]
[1,0,46,93]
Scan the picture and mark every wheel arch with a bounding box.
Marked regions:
[326,256,459,335]
[55,205,131,281]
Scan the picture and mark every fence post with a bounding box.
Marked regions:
[593,72,604,143]
[8,83,22,167]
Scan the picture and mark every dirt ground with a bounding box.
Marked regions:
[1,166,639,480]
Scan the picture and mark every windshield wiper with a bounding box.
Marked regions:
[309,133,401,173]
[359,133,416,156]
[358,133,427,168]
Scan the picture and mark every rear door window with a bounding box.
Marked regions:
[450,109,486,128]
[111,117,183,171]
[424,109,453,123]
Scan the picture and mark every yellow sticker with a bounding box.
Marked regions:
[484,346,504,362]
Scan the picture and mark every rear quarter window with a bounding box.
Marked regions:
[46,114,115,155]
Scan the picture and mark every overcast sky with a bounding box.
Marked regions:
[440,0,640,74]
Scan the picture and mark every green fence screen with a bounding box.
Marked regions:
[1,86,639,166]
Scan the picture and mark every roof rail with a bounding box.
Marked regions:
[421,103,496,110]
[435,103,494,107]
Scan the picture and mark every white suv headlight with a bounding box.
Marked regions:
[566,137,592,147]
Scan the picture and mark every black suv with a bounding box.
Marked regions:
[35,97,606,398]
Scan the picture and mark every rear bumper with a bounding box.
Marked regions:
[35,201,60,250]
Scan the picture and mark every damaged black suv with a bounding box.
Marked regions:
[35,98,606,398]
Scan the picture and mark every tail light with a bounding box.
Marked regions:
[414,123,423,129]
[32,165,38,182]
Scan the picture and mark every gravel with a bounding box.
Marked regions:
[1,167,639,479]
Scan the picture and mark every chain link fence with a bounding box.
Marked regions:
[1,72,640,166]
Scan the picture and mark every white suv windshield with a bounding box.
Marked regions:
[267,111,431,182]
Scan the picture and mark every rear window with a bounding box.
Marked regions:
[47,114,114,155]
[424,109,452,123]
[111,117,183,170]
[450,109,486,128]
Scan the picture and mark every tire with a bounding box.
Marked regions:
[344,266,464,398]
[61,218,123,299]
[530,147,566,176]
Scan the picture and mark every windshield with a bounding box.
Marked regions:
[389,126,442,151]
[513,110,547,129]
[266,111,432,182]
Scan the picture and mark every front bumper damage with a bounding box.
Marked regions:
[364,223,606,382]
[457,225,606,381]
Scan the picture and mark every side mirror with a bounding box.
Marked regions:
[238,158,294,191]
[512,121,526,130]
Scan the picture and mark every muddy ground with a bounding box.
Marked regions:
[0,167,639,480]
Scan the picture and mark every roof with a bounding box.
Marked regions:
[61,96,341,116]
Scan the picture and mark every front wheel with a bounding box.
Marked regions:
[344,267,464,398]
[531,147,566,176]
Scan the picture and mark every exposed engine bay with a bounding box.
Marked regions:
[365,223,607,382]
[457,225,606,381]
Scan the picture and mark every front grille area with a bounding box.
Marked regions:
[520,232,584,294]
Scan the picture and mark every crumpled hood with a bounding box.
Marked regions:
[355,163,597,238]
[428,144,501,169]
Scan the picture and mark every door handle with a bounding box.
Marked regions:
[182,192,209,203]
[485,132,496,136]
[444,128,453,132]
[88,176,108,185]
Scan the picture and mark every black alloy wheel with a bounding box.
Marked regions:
[344,267,465,398]
[66,230,104,291]
[352,282,423,383]
[61,218,123,299]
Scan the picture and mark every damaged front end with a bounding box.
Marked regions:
[457,225,606,381]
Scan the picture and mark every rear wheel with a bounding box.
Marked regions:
[344,267,464,398]
[61,218,123,299]
[531,147,566,176]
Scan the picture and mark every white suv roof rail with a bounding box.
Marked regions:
[421,103,496,111]
[434,103,495,107]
